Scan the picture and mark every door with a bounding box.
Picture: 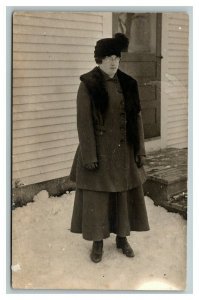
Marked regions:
[113,13,162,139]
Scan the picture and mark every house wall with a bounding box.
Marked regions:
[12,12,112,187]
[12,11,189,189]
[161,12,189,148]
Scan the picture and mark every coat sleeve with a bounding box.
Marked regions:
[137,111,146,156]
[76,81,98,165]
[135,80,146,156]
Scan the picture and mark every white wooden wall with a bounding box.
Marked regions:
[161,13,189,148]
[12,12,112,186]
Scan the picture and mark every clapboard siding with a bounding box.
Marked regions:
[13,93,80,104]
[13,130,78,145]
[14,144,78,164]
[14,60,95,69]
[13,15,103,31]
[13,35,99,46]
[14,68,91,78]
[14,43,95,53]
[15,153,75,173]
[13,85,79,96]
[167,126,188,135]
[13,77,80,87]
[161,13,189,148]
[13,53,94,61]
[13,25,102,38]
[14,137,79,154]
[167,119,187,128]
[12,11,112,186]
[16,169,71,186]
[13,100,76,112]
[13,124,77,139]
[14,116,76,130]
[167,103,187,110]
[13,108,76,121]
[13,12,103,23]
[14,159,74,178]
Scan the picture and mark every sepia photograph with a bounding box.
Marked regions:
[11,9,189,291]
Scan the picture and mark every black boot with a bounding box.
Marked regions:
[90,240,103,263]
[116,236,135,257]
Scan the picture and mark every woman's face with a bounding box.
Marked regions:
[99,55,120,78]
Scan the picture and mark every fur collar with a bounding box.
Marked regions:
[80,67,140,115]
[80,67,108,115]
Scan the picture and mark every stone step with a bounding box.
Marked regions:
[143,147,187,219]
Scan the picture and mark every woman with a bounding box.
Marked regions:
[69,33,149,263]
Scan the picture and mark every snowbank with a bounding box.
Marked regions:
[12,190,187,290]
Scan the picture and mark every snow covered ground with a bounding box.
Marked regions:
[12,190,187,291]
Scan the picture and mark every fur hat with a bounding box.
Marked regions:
[94,33,129,59]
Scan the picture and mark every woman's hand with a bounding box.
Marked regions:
[135,155,146,168]
[84,162,99,170]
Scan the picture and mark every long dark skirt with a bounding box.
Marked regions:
[70,184,150,241]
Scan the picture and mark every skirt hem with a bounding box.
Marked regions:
[70,227,150,241]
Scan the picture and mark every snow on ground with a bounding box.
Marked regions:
[12,190,187,291]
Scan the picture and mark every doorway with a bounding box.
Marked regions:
[113,13,162,139]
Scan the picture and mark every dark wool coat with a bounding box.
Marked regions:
[69,67,146,192]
